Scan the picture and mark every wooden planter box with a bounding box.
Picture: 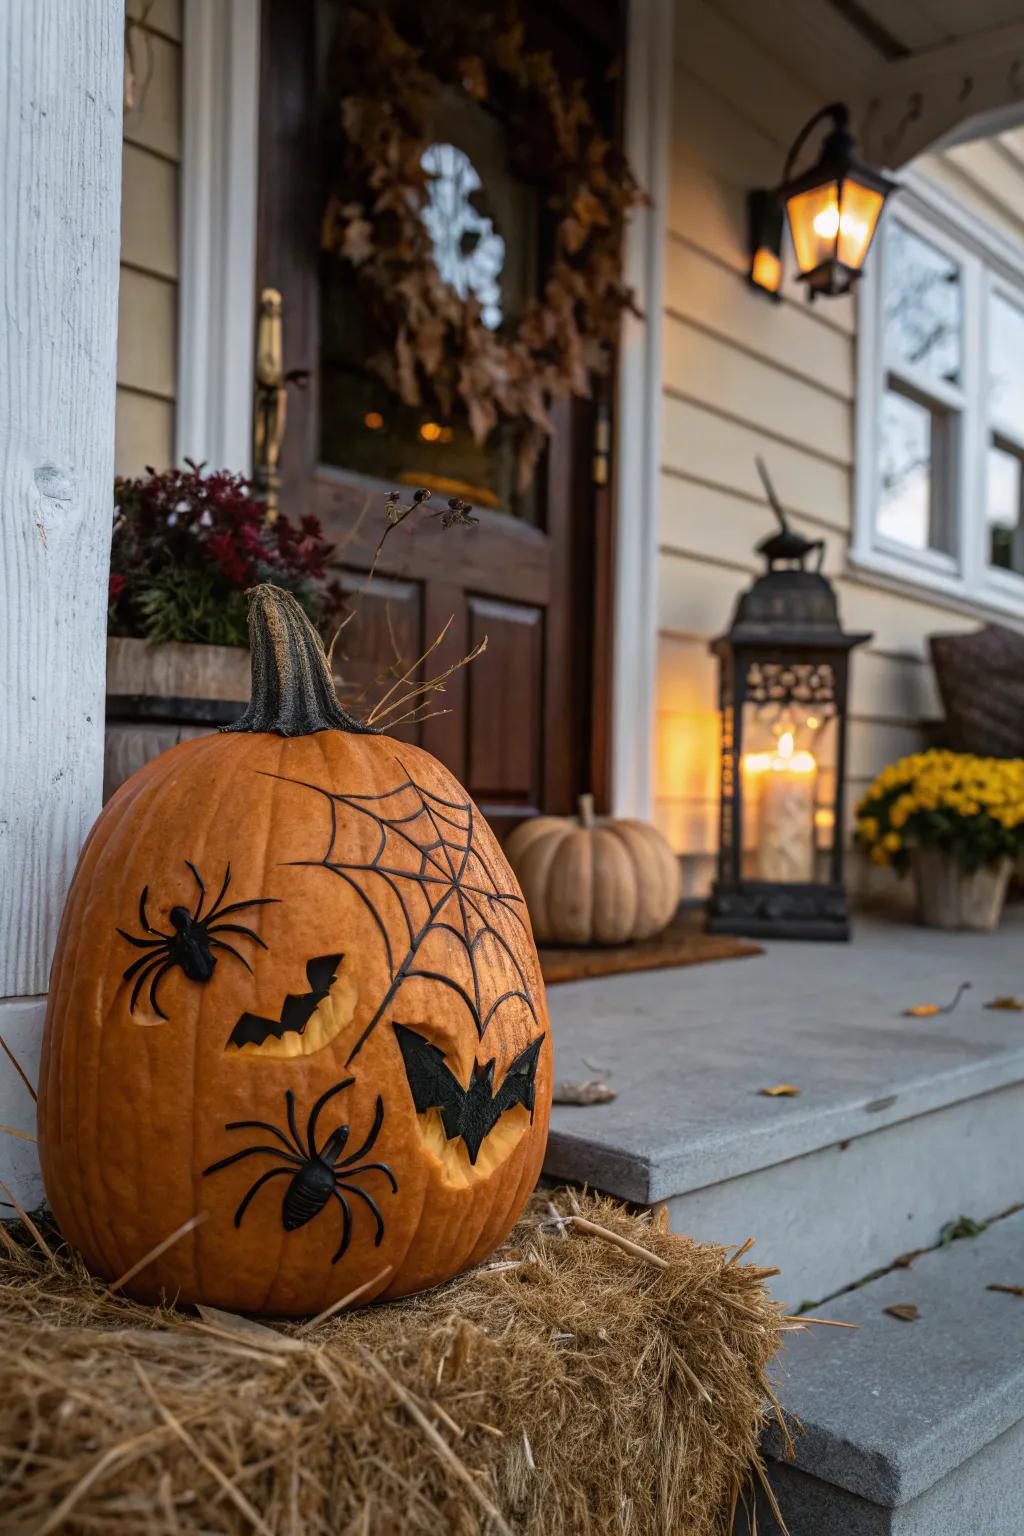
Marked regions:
[104,638,249,801]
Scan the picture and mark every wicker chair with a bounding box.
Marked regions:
[929,624,1024,758]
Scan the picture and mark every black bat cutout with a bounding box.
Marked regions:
[393,1023,542,1165]
[228,954,343,1050]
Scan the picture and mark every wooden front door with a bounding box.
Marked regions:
[256,0,620,836]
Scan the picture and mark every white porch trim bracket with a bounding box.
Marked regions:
[859,22,1024,170]
[0,0,124,1202]
[177,0,261,474]
[611,0,674,819]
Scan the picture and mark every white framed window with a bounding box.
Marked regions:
[854,175,1024,618]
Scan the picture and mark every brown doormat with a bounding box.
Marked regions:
[540,914,762,984]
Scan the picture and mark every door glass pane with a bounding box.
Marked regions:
[986,441,1024,574]
[877,384,952,553]
[884,221,961,386]
[988,292,1024,441]
[318,7,542,522]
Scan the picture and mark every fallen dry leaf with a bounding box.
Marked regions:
[902,982,970,1017]
[986,1283,1024,1297]
[884,1304,920,1322]
[984,996,1024,1011]
[552,1079,616,1106]
[759,1084,801,1098]
[892,1248,926,1269]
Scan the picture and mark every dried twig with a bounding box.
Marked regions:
[568,1215,670,1270]
[108,1212,209,1295]
[356,1345,515,1536]
[0,1174,54,1262]
[0,1123,36,1143]
[298,1266,393,1334]
[0,1032,37,1101]
[134,1362,275,1536]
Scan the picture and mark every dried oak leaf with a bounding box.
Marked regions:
[903,982,970,1017]
[760,1084,801,1098]
[884,1304,920,1322]
[553,1079,616,1107]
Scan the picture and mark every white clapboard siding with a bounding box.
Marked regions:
[116,5,182,475]
[663,317,853,461]
[660,475,847,571]
[664,238,854,397]
[661,396,852,524]
[121,143,179,279]
[0,0,123,1222]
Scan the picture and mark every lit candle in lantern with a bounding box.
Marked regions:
[744,731,817,882]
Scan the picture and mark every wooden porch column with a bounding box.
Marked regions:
[0,1,124,1203]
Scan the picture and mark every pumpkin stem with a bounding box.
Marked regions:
[222,584,379,737]
[578,793,596,829]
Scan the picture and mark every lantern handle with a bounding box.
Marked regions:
[755,455,789,533]
[780,102,847,187]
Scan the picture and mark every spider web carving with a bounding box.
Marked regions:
[265,763,539,1065]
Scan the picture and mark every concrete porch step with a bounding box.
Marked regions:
[750,1208,1024,1535]
[543,912,1024,1307]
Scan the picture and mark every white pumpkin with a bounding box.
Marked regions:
[505,795,682,946]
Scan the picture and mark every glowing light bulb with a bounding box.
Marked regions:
[812,205,840,239]
[778,730,795,759]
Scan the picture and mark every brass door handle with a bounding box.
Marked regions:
[253,288,309,522]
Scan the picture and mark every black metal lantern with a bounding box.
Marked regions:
[777,102,897,298]
[748,102,897,300]
[707,462,871,941]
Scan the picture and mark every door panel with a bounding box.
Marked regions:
[466,598,544,815]
[257,0,620,835]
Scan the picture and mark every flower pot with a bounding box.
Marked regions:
[911,847,1012,932]
[104,638,250,802]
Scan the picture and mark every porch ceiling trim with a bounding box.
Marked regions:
[858,22,1024,169]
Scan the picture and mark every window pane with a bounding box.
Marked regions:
[884,222,961,385]
[986,442,1024,573]
[988,293,1024,441]
[877,386,951,552]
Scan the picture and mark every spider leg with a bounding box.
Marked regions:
[186,860,206,921]
[223,1117,305,1157]
[116,929,168,951]
[122,945,170,983]
[206,922,269,949]
[208,939,253,974]
[128,955,168,1014]
[328,1187,353,1263]
[203,1143,301,1176]
[232,1165,294,1229]
[337,1161,398,1194]
[206,896,280,921]
[138,885,167,937]
[285,1089,304,1158]
[203,864,234,923]
[307,1078,356,1159]
[336,1095,384,1168]
[335,1180,386,1246]
[148,963,177,1022]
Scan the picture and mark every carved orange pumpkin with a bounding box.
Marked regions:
[38,587,551,1315]
[505,795,682,946]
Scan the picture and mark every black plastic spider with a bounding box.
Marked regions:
[203,1078,398,1263]
[117,862,278,1019]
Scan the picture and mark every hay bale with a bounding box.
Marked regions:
[0,1192,786,1535]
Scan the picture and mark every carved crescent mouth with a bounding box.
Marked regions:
[227,953,358,1059]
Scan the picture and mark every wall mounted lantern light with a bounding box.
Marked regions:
[749,102,898,300]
